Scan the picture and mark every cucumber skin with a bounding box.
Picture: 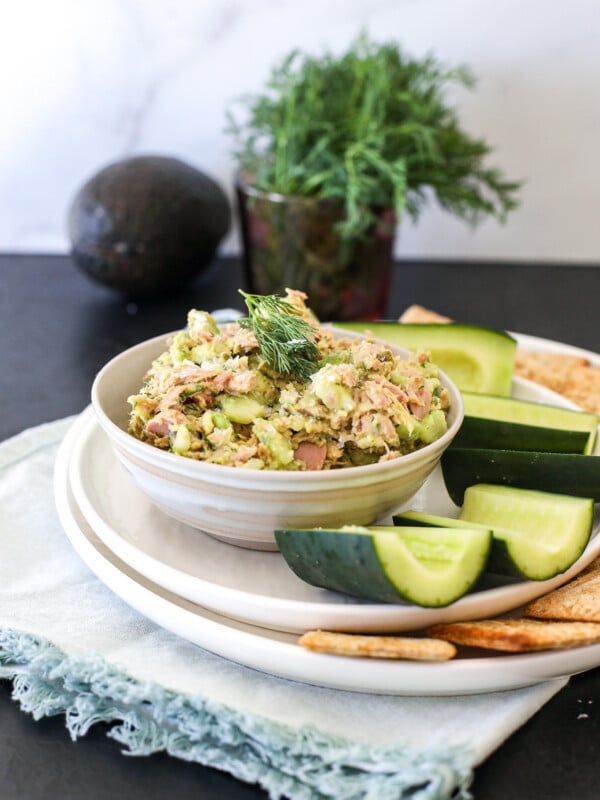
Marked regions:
[441,448,600,506]
[393,512,480,530]
[274,529,403,603]
[452,417,590,454]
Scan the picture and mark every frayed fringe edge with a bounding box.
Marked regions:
[0,627,473,800]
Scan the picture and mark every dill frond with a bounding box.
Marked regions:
[239,291,319,381]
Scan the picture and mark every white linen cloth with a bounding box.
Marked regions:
[0,417,565,799]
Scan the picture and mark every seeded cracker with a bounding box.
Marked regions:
[427,618,600,652]
[525,558,600,623]
[561,364,600,414]
[299,630,456,661]
[514,350,590,395]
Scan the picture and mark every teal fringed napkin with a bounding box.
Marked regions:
[0,418,565,800]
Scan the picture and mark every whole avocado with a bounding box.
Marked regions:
[68,155,231,295]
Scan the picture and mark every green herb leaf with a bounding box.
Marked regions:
[238,291,319,381]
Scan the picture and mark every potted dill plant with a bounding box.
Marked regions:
[228,34,520,321]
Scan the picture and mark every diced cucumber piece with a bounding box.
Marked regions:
[456,391,598,454]
[171,425,192,454]
[253,421,294,466]
[413,409,448,444]
[274,525,492,607]
[460,484,594,580]
[441,447,600,505]
[219,395,266,424]
[333,322,517,395]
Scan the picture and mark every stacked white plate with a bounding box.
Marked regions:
[54,333,600,695]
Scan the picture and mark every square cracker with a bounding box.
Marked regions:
[513,350,589,394]
[561,364,600,414]
[525,558,600,622]
[398,305,452,323]
[427,618,600,652]
[299,630,456,661]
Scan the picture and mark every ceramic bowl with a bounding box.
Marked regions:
[91,329,464,550]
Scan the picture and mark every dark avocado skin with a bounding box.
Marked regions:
[68,155,231,296]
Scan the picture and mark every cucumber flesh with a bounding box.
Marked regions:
[373,526,492,606]
[460,484,594,580]
[275,525,492,607]
[394,504,593,581]
[333,322,516,395]
[441,447,600,506]
[461,391,598,454]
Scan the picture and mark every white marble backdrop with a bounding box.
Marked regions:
[2,0,600,262]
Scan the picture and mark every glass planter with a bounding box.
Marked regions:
[236,179,396,321]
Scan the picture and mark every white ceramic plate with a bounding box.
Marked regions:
[54,412,600,696]
[68,350,600,635]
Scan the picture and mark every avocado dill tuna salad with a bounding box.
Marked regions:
[127,290,451,471]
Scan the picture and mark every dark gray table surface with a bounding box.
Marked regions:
[1,253,599,798]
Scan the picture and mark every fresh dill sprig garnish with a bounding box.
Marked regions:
[238,291,319,381]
